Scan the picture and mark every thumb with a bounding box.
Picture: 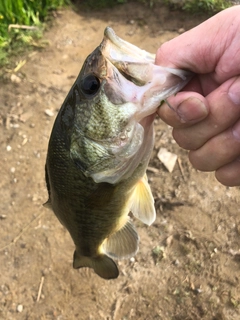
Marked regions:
[157,92,209,128]
[155,6,240,76]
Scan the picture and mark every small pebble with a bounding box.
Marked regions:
[22,137,28,145]
[6,145,12,151]
[195,288,203,294]
[11,74,21,84]
[173,259,180,266]
[17,304,23,313]
[11,124,20,128]
[178,28,185,34]
[45,109,54,117]
[32,195,38,202]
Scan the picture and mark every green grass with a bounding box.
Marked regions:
[182,0,231,13]
[162,0,231,13]
[0,0,69,66]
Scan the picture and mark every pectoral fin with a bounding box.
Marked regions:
[73,251,119,280]
[102,219,139,259]
[129,174,156,226]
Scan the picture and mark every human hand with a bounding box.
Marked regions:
[156,5,240,186]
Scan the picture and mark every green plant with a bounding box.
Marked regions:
[182,0,230,13]
[0,0,68,26]
[80,0,127,9]
[138,0,161,8]
[0,0,69,66]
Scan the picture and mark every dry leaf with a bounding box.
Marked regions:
[157,148,177,173]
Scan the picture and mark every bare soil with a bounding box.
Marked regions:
[0,2,240,320]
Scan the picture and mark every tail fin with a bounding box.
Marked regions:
[73,251,119,280]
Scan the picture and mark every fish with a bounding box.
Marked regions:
[44,27,192,280]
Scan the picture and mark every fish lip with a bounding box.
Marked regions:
[103,27,119,48]
[102,27,155,62]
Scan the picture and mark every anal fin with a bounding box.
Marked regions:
[129,173,156,226]
[102,219,139,259]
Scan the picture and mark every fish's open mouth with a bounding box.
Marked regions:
[100,27,193,122]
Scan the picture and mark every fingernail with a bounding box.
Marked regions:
[228,77,240,105]
[177,97,208,123]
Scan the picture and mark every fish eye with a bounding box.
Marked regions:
[81,74,100,96]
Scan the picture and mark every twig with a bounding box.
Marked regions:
[8,24,39,32]
[36,276,45,302]
[113,297,123,320]
[14,60,26,73]
[147,166,160,174]
[0,211,44,251]
[177,158,185,181]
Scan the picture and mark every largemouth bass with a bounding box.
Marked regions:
[45,27,192,279]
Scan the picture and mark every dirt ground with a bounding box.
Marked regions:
[1,2,240,320]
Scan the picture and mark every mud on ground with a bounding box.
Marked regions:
[0,2,240,320]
